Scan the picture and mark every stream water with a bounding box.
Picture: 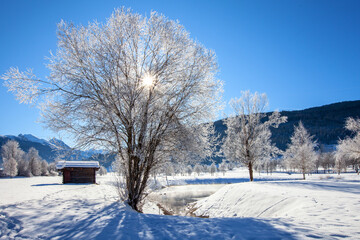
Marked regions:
[147,184,225,215]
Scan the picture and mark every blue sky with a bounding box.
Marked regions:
[0,0,359,146]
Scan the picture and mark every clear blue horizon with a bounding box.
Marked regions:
[1,0,359,147]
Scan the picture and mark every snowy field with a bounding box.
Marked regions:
[0,169,359,239]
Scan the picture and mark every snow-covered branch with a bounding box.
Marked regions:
[223,91,287,181]
[2,8,222,211]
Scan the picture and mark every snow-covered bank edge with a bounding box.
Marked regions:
[193,177,360,239]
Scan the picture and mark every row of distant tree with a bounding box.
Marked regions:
[0,140,57,177]
[275,119,359,179]
[0,140,112,178]
[132,92,359,182]
[221,92,360,180]
[155,161,234,178]
[134,144,355,181]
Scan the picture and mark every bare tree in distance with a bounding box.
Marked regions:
[223,91,287,181]
[41,160,49,176]
[2,8,222,211]
[186,165,193,176]
[194,164,202,176]
[1,140,24,177]
[210,162,217,176]
[336,117,360,174]
[284,121,317,180]
[27,147,42,176]
[319,152,335,174]
[18,157,31,177]
[98,166,107,176]
[219,160,227,176]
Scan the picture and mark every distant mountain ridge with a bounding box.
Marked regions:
[0,134,114,168]
[48,138,71,150]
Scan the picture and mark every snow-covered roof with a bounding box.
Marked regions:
[56,161,100,170]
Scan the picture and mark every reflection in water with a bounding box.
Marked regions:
[147,184,225,215]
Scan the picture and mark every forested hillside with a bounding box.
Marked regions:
[214,100,360,151]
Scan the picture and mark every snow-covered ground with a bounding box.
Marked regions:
[1,169,359,239]
[193,172,360,239]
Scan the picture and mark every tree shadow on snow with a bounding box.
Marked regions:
[31,183,63,187]
[268,181,360,194]
[41,202,296,240]
[4,195,298,240]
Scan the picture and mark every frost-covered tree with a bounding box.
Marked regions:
[111,156,122,174]
[174,162,186,176]
[227,162,234,171]
[203,164,210,174]
[162,162,175,177]
[27,148,42,176]
[255,157,276,175]
[334,153,347,175]
[1,140,24,177]
[284,122,317,180]
[41,160,49,176]
[210,163,217,176]
[2,9,222,211]
[161,162,175,186]
[3,157,17,177]
[336,118,360,172]
[186,165,193,176]
[194,164,202,176]
[17,158,31,177]
[99,166,107,176]
[319,152,335,173]
[48,156,61,175]
[218,160,227,176]
[223,91,287,181]
[15,144,30,177]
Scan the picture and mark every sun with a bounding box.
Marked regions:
[142,73,154,87]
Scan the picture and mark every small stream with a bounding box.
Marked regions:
[146,184,225,215]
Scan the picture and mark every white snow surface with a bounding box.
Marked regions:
[0,169,359,239]
[192,170,360,239]
[56,160,100,169]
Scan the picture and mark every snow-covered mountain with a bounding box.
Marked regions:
[18,134,51,146]
[48,137,71,150]
[4,134,71,150]
[0,134,114,167]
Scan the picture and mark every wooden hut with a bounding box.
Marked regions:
[56,161,100,184]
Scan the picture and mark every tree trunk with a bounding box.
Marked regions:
[248,162,254,181]
[127,196,140,212]
[302,172,306,180]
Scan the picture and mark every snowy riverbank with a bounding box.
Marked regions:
[1,169,359,239]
